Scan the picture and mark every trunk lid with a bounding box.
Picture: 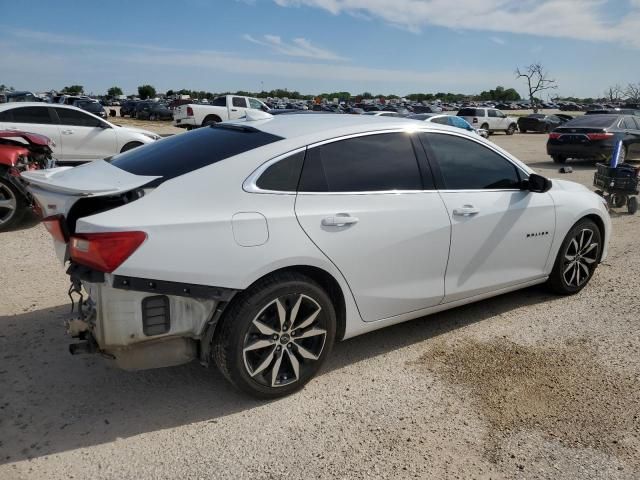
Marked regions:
[22,159,159,217]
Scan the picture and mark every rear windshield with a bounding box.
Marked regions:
[562,115,618,128]
[80,102,103,112]
[111,125,283,186]
[457,108,479,116]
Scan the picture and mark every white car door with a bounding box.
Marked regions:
[54,107,117,162]
[295,132,452,322]
[419,132,556,302]
[229,97,248,120]
[0,106,63,160]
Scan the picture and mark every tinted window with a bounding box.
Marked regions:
[622,117,636,129]
[248,98,263,110]
[11,106,52,124]
[633,117,640,130]
[256,151,305,191]
[0,110,12,121]
[422,133,521,190]
[299,133,423,192]
[111,125,283,187]
[488,110,498,118]
[211,97,226,107]
[56,108,102,127]
[458,108,479,117]
[232,97,247,108]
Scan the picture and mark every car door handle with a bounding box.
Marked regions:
[61,129,74,135]
[452,205,480,216]
[231,109,238,112]
[322,214,359,226]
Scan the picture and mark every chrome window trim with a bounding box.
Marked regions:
[243,127,530,195]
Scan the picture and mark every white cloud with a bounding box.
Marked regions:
[243,34,347,61]
[490,36,505,45]
[273,0,640,49]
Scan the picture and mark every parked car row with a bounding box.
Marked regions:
[120,100,174,121]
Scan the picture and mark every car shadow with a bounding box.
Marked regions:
[0,285,560,464]
[1,210,40,234]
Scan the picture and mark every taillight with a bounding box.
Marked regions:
[549,132,561,139]
[186,106,194,117]
[587,132,614,141]
[42,215,69,243]
[70,231,147,273]
[472,117,478,123]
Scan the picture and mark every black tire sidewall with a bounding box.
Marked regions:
[548,219,602,294]
[217,275,336,398]
[0,177,27,231]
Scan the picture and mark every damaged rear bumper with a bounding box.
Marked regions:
[66,263,237,370]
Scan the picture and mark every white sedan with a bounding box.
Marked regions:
[0,102,160,163]
[24,113,610,398]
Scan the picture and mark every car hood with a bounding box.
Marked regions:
[549,178,592,193]
[114,125,160,139]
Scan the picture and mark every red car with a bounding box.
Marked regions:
[0,130,54,231]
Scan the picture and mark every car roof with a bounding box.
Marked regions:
[226,112,466,144]
[0,102,87,111]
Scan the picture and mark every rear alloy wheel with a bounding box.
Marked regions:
[552,154,567,164]
[0,178,26,232]
[213,272,336,398]
[547,219,601,294]
[481,123,490,135]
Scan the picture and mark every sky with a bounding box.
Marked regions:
[1,0,639,98]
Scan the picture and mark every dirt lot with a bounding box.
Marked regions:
[0,132,638,480]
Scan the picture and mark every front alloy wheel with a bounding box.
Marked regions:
[213,272,336,398]
[547,219,601,294]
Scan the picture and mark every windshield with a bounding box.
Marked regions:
[111,125,283,187]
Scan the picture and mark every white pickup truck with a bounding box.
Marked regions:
[173,95,269,129]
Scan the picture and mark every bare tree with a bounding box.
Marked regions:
[626,83,640,103]
[515,63,557,112]
[605,84,623,103]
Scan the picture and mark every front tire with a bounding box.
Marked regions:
[547,218,602,295]
[213,272,336,398]
[506,124,516,135]
[0,177,26,232]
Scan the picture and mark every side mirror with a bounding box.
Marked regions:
[98,121,111,129]
[525,173,552,193]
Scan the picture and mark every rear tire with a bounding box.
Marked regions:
[520,128,527,134]
[0,177,26,232]
[481,123,490,135]
[552,155,567,164]
[120,141,143,153]
[212,272,336,399]
[628,196,638,215]
[546,218,601,295]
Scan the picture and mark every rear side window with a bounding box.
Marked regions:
[421,133,521,190]
[232,97,247,108]
[256,151,305,191]
[111,125,283,187]
[211,97,226,107]
[298,133,423,192]
[0,110,12,121]
[10,106,53,124]
[622,117,636,129]
[457,108,478,117]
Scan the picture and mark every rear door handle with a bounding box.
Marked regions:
[61,129,74,135]
[322,214,359,226]
[452,205,480,216]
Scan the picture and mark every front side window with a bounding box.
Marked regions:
[56,108,102,127]
[488,109,498,118]
[248,98,263,110]
[421,133,521,190]
[10,106,52,124]
[299,133,424,192]
[232,97,247,108]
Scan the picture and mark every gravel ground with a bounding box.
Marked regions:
[0,132,638,480]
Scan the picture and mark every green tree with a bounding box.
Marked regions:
[107,86,123,97]
[137,84,156,100]
[61,85,84,95]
